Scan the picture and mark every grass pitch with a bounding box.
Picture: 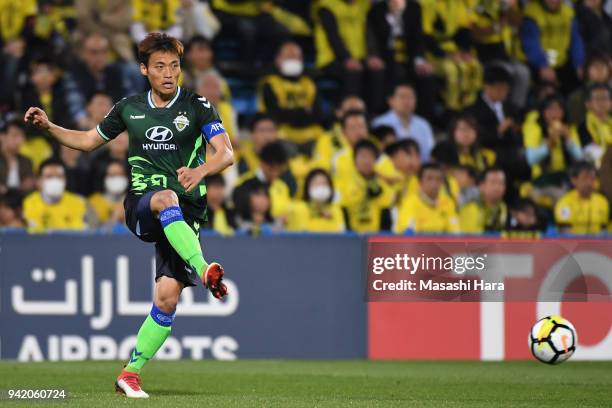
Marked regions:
[0,360,610,407]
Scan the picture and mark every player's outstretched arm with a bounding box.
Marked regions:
[177,133,234,193]
[24,107,106,152]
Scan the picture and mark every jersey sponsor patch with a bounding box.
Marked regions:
[202,121,225,142]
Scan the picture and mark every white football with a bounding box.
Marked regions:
[529,315,577,364]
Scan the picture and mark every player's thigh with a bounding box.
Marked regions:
[154,276,184,313]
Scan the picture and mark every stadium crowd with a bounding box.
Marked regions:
[0,0,611,236]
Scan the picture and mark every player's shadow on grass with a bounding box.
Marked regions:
[148,389,205,396]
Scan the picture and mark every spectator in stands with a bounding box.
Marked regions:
[287,168,345,233]
[332,110,370,182]
[76,0,134,61]
[419,0,483,112]
[88,159,127,229]
[0,0,37,44]
[197,70,238,144]
[338,140,393,233]
[182,35,230,101]
[575,0,612,59]
[0,189,25,228]
[371,125,398,152]
[372,83,434,162]
[258,40,324,146]
[506,198,544,237]
[429,141,461,203]
[0,120,34,195]
[442,114,496,174]
[523,95,583,203]
[453,165,479,208]
[573,83,611,167]
[70,33,130,105]
[469,0,531,108]
[313,0,385,112]
[178,0,221,41]
[376,139,421,206]
[59,145,91,196]
[204,173,235,235]
[237,113,278,175]
[23,158,87,233]
[82,93,114,130]
[394,162,460,234]
[18,57,85,129]
[234,183,278,236]
[90,132,128,192]
[520,0,585,94]
[313,95,366,170]
[367,0,437,120]
[567,55,611,125]
[130,0,183,43]
[233,141,291,223]
[555,161,609,234]
[459,167,508,234]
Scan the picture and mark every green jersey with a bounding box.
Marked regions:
[96,86,225,222]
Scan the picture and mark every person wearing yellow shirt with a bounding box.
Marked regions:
[523,95,583,203]
[519,0,585,94]
[574,83,612,167]
[258,41,324,146]
[23,158,87,233]
[394,163,460,234]
[332,110,369,184]
[313,0,385,110]
[0,0,37,41]
[88,159,128,228]
[555,161,610,234]
[237,113,279,175]
[232,141,292,223]
[203,174,235,236]
[130,0,182,43]
[312,94,365,171]
[376,139,421,206]
[459,167,508,234]
[286,168,345,233]
[338,140,393,233]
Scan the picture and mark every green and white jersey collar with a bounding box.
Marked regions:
[147,86,181,109]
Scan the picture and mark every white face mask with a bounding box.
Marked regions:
[105,176,128,195]
[280,59,303,77]
[309,185,332,203]
[42,177,65,199]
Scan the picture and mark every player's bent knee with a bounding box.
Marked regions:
[154,295,179,314]
[151,190,180,214]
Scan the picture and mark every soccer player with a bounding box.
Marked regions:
[24,33,234,398]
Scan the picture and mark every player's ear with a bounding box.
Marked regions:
[139,63,148,76]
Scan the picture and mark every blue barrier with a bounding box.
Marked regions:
[0,234,366,361]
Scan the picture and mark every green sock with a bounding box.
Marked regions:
[160,206,208,278]
[125,305,174,374]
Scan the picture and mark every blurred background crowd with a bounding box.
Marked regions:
[0,0,611,236]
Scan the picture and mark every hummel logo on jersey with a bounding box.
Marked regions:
[197,96,211,108]
[130,114,145,119]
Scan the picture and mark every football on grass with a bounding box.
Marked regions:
[529,315,577,364]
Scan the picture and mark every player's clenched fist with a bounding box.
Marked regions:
[177,166,206,193]
[24,107,51,130]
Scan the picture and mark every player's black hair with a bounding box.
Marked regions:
[205,173,226,187]
[185,35,211,53]
[569,160,596,179]
[384,139,420,157]
[418,162,443,180]
[586,82,611,100]
[353,139,379,159]
[38,157,66,176]
[478,166,505,184]
[138,32,184,67]
[303,168,334,204]
[483,65,512,85]
[370,125,396,143]
[249,112,276,132]
[258,141,288,166]
[341,110,367,129]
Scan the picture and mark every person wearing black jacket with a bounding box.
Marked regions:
[366,0,437,121]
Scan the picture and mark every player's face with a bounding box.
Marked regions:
[141,51,181,96]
